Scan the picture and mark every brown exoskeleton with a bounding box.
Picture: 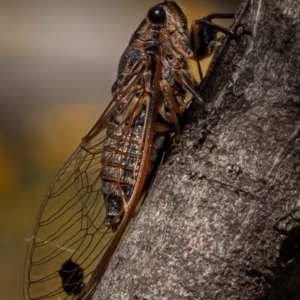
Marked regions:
[24,1,235,299]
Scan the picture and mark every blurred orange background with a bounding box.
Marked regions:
[0,0,240,298]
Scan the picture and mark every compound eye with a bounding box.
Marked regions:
[147,6,166,24]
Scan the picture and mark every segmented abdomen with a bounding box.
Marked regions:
[100,102,146,229]
[100,101,169,230]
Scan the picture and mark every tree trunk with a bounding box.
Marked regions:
[93,0,300,299]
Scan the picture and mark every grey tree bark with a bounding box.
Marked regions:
[93,0,300,299]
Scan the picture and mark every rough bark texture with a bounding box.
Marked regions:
[93,0,300,299]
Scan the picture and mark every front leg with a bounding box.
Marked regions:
[157,79,186,133]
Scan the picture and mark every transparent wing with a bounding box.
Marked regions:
[25,145,109,300]
[24,61,154,300]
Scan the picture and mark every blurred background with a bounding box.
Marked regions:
[0,0,240,298]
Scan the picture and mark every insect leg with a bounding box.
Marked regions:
[158,79,186,132]
[191,13,236,80]
[195,13,236,36]
[173,71,205,108]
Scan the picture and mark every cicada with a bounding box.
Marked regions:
[24,1,235,299]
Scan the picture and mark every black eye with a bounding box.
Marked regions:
[147,6,166,24]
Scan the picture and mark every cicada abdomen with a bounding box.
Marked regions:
[24,1,235,300]
[100,101,151,230]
